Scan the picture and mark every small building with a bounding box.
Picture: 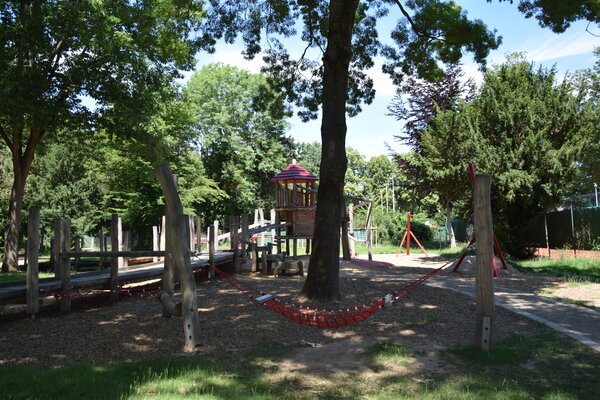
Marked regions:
[271,163,318,255]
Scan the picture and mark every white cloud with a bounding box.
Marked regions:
[521,31,599,62]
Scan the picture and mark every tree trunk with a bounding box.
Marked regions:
[446,203,456,248]
[299,0,359,302]
[2,176,27,272]
[2,127,42,273]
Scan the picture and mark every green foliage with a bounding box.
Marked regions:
[182,63,294,223]
[359,206,434,245]
[411,55,596,257]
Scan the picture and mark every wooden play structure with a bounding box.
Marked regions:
[271,163,318,257]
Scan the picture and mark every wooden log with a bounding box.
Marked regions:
[208,225,216,280]
[187,215,195,253]
[110,214,122,302]
[213,220,219,250]
[122,230,130,268]
[155,164,202,349]
[473,174,495,352]
[26,207,40,317]
[194,216,202,253]
[59,219,72,313]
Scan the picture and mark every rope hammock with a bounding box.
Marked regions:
[209,260,452,328]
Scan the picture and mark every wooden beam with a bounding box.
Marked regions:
[194,216,202,253]
[208,225,216,279]
[240,214,249,263]
[26,207,40,317]
[152,225,160,262]
[473,174,495,352]
[110,214,122,302]
[229,215,240,273]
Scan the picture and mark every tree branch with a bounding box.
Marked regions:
[0,125,13,149]
[391,0,444,42]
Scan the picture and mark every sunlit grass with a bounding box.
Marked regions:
[1,330,598,400]
[511,257,600,283]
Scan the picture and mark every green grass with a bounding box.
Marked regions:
[511,257,600,283]
[0,271,54,284]
[2,330,598,400]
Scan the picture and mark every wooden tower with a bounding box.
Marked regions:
[271,163,318,256]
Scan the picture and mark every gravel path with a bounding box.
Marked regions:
[0,254,552,369]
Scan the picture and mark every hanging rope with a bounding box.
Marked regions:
[209,260,452,328]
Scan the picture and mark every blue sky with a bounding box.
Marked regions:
[192,1,599,159]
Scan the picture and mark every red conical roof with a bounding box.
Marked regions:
[271,164,318,182]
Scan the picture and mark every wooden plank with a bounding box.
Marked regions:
[229,215,240,273]
[110,214,122,302]
[99,227,106,269]
[26,207,40,317]
[152,225,160,262]
[155,165,202,349]
[61,250,166,258]
[213,220,219,250]
[473,174,495,352]
[160,216,166,261]
[195,216,202,253]
[52,219,61,277]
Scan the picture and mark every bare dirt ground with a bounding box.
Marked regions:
[0,253,594,376]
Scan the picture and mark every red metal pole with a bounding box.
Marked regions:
[409,231,429,256]
[395,231,408,257]
[452,237,476,272]
[406,212,411,255]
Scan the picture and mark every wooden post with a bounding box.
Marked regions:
[348,204,355,257]
[26,207,40,318]
[52,219,61,277]
[195,216,202,253]
[160,216,167,261]
[544,214,550,258]
[229,215,240,273]
[473,174,495,352]
[208,225,216,279]
[152,225,160,262]
[59,219,71,313]
[109,214,122,302]
[99,227,106,269]
[188,215,195,253]
[213,220,219,250]
[122,230,130,268]
[155,165,202,349]
[341,199,351,260]
[241,214,249,262]
[74,238,81,270]
[366,203,373,261]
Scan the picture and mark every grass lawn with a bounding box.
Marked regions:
[0,271,55,284]
[1,329,598,400]
[511,257,600,283]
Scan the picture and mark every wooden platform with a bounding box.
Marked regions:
[0,251,234,303]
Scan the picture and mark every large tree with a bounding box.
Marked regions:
[418,55,596,257]
[0,0,209,271]
[181,63,294,223]
[389,64,475,247]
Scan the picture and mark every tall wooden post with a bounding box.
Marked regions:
[156,165,202,349]
[473,174,495,352]
[208,225,216,279]
[240,214,250,262]
[195,216,202,253]
[160,216,167,261]
[52,219,61,276]
[59,219,71,313]
[348,204,355,258]
[110,214,122,302]
[152,225,160,262]
[122,230,130,268]
[99,227,106,269]
[74,238,82,270]
[26,207,40,318]
[341,199,351,260]
[213,220,219,250]
[187,215,195,253]
[229,215,240,273]
[366,203,373,261]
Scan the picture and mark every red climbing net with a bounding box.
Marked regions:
[209,260,452,328]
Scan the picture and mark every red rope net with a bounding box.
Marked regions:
[209,260,451,329]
